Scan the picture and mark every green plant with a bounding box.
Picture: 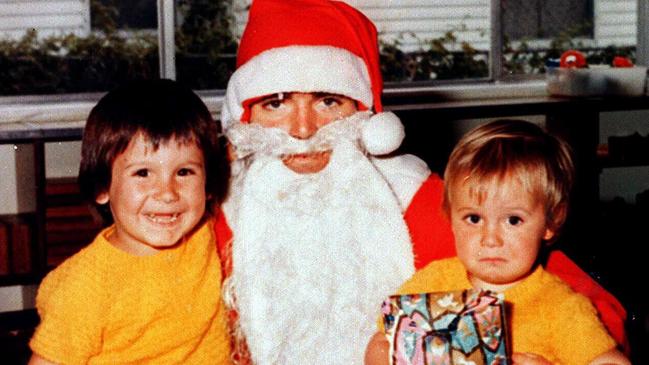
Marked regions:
[90,0,119,34]
[379,28,488,83]
[379,20,637,83]
[0,28,158,95]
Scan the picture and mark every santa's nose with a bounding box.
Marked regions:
[288,105,319,140]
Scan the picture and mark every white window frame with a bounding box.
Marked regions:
[158,0,176,80]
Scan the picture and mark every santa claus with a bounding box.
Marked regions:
[214,0,627,364]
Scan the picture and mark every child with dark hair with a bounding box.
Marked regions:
[366,119,629,365]
[29,79,232,364]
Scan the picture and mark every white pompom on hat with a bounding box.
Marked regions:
[361,111,405,155]
[222,0,405,155]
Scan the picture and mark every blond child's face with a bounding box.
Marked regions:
[95,133,206,256]
[448,175,555,292]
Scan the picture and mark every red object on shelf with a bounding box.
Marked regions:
[612,56,633,68]
[560,50,587,68]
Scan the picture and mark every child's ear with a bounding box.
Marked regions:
[553,203,568,227]
[544,203,568,244]
[543,228,556,241]
[96,191,110,205]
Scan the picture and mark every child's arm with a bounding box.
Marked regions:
[364,332,390,365]
[587,349,630,365]
[511,349,630,365]
[546,251,628,351]
[367,347,630,365]
[27,353,58,365]
[511,353,553,365]
[29,265,104,364]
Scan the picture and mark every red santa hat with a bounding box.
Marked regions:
[221,0,405,155]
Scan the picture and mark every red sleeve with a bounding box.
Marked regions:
[404,173,456,270]
[546,250,629,353]
[213,207,233,280]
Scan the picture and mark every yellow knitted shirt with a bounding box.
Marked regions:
[398,257,616,365]
[30,220,232,364]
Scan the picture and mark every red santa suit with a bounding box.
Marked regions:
[215,0,627,362]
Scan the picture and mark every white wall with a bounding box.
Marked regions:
[0,144,36,215]
[0,285,37,312]
[595,0,637,47]
[0,0,90,40]
[45,141,81,178]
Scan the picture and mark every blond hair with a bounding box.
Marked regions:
[443,119,574,234]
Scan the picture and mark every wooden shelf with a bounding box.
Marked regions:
[1,178,102,280]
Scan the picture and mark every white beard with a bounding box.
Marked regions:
[223,116,415,365]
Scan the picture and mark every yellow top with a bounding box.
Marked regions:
[398,257,616,365]
[30,220,232,364]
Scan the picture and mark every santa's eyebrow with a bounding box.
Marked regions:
[312,92,345,98]
[258,92,293,102]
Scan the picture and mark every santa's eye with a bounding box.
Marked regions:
[263,99,283,109]
[322,97,340,107]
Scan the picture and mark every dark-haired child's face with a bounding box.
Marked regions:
[95,133,206,256]
[448,176,555,292]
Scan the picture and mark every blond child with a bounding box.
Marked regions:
[28,79,232,364]
[366,119,629,365]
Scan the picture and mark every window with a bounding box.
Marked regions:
[93,0,157,29]
[503,0,594,40]
[0,0,645,97]
[499,0,639,77]
[174,0,238,90]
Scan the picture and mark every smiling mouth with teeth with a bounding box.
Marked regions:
[146,213,180,223]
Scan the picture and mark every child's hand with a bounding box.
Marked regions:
[364,332,390,365]
[28,354,59,365]
[511,352,553,365]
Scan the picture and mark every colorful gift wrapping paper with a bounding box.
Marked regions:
[382,289,508,365]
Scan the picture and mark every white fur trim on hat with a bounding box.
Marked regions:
[361,112,405,155]
[221,45,372,127]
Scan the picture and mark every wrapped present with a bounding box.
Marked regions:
[382,289,508,365]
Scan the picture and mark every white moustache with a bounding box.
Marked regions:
[224,111,372,159]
